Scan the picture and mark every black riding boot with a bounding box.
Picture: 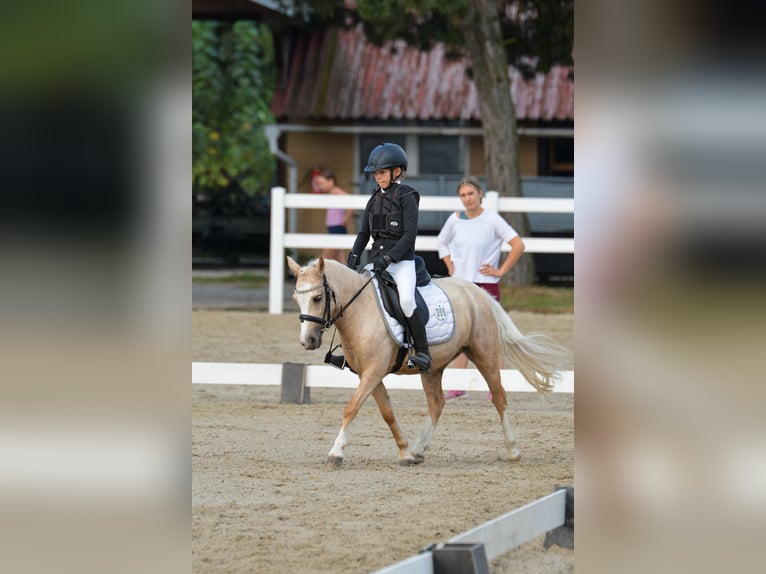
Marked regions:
[406,311,431,371]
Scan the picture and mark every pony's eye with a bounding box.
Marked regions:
[313,295,322,303]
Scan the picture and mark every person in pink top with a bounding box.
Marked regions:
[315,168,354,262]
[437,176,526,399]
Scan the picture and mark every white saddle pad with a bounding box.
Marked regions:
[371,277,455,347]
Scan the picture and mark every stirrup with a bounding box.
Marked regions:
[408,352,431,372]
[325,351,347,370]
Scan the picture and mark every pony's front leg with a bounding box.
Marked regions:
[327,372,381,468]
[327,428,348,467]
[371,382,417,466]
[411,370,446,462]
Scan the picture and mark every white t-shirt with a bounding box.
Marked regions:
[437,210,519,284]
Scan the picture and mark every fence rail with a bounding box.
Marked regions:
[372,488,572,574]
[191,362,574,393]
[269,186,574,313]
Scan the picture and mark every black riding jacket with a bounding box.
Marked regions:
[351,182,420,263]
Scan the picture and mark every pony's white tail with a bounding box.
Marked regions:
[488,294,569,393]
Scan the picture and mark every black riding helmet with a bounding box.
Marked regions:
[363,143,408,173]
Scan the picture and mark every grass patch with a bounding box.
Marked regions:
[193,273,268,286]
[500,285,573,314]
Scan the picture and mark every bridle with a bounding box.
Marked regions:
[295,274,335,330]
[294,272,374,331]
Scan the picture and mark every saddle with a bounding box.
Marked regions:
[372,257,455,349]
[375,256,431,327]
[325,256,454,374]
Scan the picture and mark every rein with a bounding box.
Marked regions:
[296,272,374,331]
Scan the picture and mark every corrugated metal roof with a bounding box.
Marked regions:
[271,24,574,122]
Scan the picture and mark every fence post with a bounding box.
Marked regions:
[432,543,489,574]
[543,486,574,549]
[484,190,499,213]
[269,186,286,314]
[281,362,310,404]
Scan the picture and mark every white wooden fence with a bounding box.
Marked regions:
[192,362,574,393]
[268,186,574,314]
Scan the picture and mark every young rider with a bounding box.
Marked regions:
[347,143,431,371]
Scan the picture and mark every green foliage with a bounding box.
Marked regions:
[356,0,469,52]
[354,0,573,72]
[295,1,572,72]
[192,21,276,197]
[500,1,574,76]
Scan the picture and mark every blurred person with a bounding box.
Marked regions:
[347,143,431,371]
[315,167,354,262]
[437,176,525,398]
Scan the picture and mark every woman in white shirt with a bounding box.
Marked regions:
[437,176,526,398]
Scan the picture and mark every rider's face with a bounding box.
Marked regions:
[374,167,400,188]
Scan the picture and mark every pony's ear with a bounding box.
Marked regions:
[317,257,325,274]
[286,256,302,277]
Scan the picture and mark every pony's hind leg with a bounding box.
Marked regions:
[371,383,416,466]
[473,354,522,462]
[410,370,446,462]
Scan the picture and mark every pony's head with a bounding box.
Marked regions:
[287,256,333,350]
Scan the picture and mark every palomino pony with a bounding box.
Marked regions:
[287,256,568,467]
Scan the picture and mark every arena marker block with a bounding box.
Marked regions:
[432,543,489,574]
[544,486,574,549]
[281,362,310,404]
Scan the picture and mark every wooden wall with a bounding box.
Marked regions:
[285,132,357,260]
[468,135,538,180]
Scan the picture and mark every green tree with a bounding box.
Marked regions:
[192,20,276,197]
[315,0,573,284]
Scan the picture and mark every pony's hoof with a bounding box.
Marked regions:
[402,453,424,465]
[326,456,344,468]
[508,449,522,462]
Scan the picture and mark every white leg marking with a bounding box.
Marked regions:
[502,410,521,461]
[412,419,435,458]
[328,428,347,459]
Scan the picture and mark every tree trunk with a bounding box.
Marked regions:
[461,0,535,285]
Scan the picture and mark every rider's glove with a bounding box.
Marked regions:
[347,252,361,270]
[372,255,392,273]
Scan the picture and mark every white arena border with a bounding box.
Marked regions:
[192,362,574,393]
[373,488,570,574]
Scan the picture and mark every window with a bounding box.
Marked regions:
[538,137,574,176]
[419,136,463,175]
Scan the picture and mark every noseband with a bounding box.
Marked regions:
[294,272,373,331]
